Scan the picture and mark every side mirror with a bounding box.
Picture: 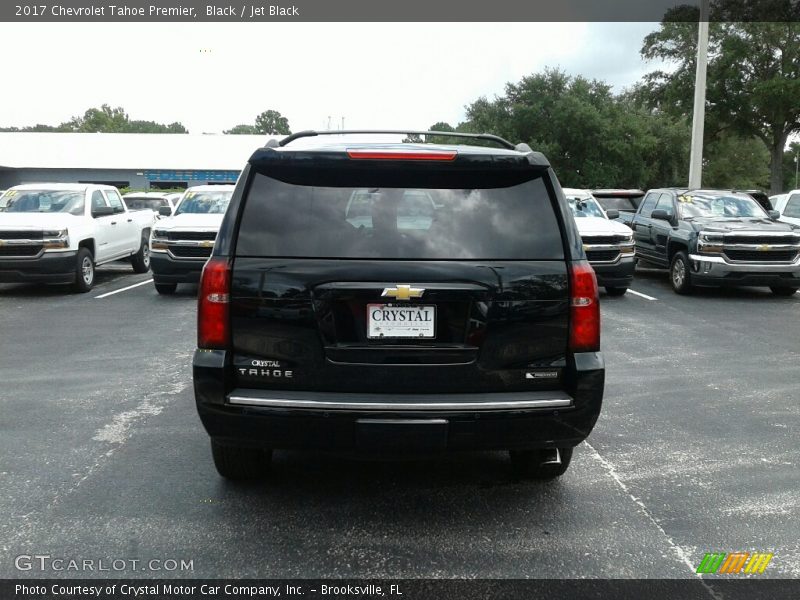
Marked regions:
[605,209,620,220]
[651,209,675,224]
[158,206,172,217]
[768,210,780,220]
[92,205,114,218]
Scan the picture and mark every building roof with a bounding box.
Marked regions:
[0,133,277,171]
[7,183,108,191]
[184,184,236,192]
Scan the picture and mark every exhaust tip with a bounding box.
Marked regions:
[540,448,562,466]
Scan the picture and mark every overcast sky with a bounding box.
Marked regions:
[0,23,664,134]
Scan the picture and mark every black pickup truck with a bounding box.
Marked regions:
[192,130,605,481]
[628,188,800,295]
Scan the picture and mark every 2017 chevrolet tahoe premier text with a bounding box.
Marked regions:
[192,130,605,481]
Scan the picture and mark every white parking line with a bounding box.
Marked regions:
[94,279,153,299]
[627,289,658,301]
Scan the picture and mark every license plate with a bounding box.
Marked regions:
[367,304,435,339]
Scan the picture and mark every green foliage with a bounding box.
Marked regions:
[254,110,291,135]
[223,110,291,135]
[224,124,261,135]
[703,132,770,190]
[457,68,690,189]
[0,104,187,134]
[640,13,800,193]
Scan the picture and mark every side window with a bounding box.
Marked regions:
[91,191,108,213]
[105,189,125,213]
[638,193,659,218]
[784,195,800,219]
[655,193,675,214]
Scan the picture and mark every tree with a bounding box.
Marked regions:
[703,132,770,190]
[69,105,130,132]
[224,124,260,135]
[254,110,291,135]
[1,104,188,133]
[223,110,291,135]
[458,68,691,189]
[641,8,800,193]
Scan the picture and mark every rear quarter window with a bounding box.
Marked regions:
[784,195,800,218]
[235,172,564,260]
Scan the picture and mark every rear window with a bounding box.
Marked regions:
[175,190,232,215]
[594,196,638,212]
[124,197,167,211]
[236,172,564,260]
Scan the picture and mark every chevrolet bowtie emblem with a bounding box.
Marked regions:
[382,284,425,300]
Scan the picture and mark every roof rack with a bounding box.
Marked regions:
[273,130,519,151]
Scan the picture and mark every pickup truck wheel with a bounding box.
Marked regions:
[605,286,628,296]
[211,440,272,480]
[73,248,95,293]
[770,286,798,296]
[154,282,177,295]
[131,236,151,273]
[670,251,693,294]
[510,447,573,480]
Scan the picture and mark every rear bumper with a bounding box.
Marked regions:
[591,255,635,288]
[193,350,604,451]
[0,251,77,284]
[150,251,205,284]
[688,254,800,287]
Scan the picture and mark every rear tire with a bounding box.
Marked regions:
[131,235,151,273]
[510,447,573,480]
[73,247,95,293]
[605,286,628,296]
[211,440,272,480]
[154,282,177,295]
[770,286,798,297]
[669,251,693,295]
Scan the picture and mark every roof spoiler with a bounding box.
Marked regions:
[266,129,522,151]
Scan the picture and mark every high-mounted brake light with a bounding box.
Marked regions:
[346,149,457,161]
[198,257,231,349]
[569,261,600,353]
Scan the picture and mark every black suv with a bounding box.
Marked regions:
[192,131,605,480]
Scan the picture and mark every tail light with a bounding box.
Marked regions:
[346,149,457,161]
[569,261,600,352]
[198,257,231,349]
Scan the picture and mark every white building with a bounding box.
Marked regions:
[0,132,279,190]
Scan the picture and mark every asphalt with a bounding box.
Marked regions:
[0,263,797,580]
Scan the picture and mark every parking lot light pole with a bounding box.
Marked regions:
[688,0,710,189]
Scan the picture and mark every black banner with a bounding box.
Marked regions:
[3,580,800,600]
[2,0,799,22]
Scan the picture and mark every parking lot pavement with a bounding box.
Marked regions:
[0,266,798,579]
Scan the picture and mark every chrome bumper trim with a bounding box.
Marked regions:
[228,392,573,412]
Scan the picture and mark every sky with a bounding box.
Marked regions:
[0,23,665,134]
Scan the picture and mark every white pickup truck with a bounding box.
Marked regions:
[563,188,636,296]
[150,184,235,294]
[0,183,156,292]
